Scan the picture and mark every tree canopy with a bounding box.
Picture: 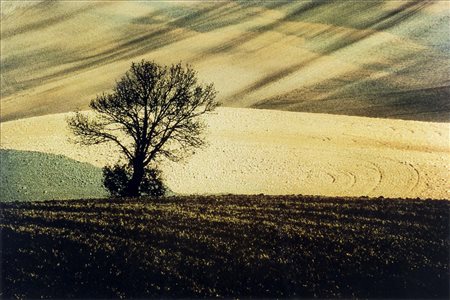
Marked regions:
[67,60,219,196]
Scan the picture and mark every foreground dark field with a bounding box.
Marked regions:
[1,195,449,298]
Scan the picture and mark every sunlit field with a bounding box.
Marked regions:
[2,108,449,200]
[2,1,449,122]
[1,195,448,298]
[1,1,449,298]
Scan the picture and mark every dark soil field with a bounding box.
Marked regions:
[1,195,449,298]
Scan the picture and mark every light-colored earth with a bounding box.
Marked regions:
[2,1,449,122]
[1,107,449,199]
[1,2,449,200]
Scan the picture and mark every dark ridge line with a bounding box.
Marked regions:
[1,193,449,205]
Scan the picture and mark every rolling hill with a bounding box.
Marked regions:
[2,108,448,199]
[1,1,449,122]
[0,149,107,201]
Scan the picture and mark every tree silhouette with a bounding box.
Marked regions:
[67,60,218,197]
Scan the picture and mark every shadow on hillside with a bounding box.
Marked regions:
[0,149,107,201]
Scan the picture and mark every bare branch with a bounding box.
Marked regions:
[67,112,133,160]
[67,60,219,196]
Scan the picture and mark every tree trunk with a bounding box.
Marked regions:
[125,161,145,197]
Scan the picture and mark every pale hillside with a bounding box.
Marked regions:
[1,108,448,199]
[1,1,449,121]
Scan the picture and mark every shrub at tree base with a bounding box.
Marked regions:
[103,164,166,197]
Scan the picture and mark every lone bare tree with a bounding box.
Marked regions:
[67,60,218,197]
